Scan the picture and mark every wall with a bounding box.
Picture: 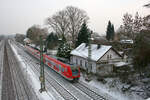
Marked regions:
[71,56,97,73]
[96,64,114,76]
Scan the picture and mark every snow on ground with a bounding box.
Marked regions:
[10,42,55,100]
[79,73,144,100]
[9,41,149,100]
[47,50,57,55]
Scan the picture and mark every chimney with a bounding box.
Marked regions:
[97,44,101,49]
[85,43,88,47]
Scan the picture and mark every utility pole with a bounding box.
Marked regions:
[39,36,46,92]
[86,31,92,81]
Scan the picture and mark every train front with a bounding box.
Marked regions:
[70,64,80,81]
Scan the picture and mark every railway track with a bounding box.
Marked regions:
[1,40,16,100]
[11,40,113,100]
[1,40,39,100]
[12,41,93,100]
[0,40,4,100]
[18,48,78,100]
[73,82,106,100]
[31,63,77,100]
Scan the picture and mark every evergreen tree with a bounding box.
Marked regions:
[111,24,115,40]
[46,32,58,49]
[75,22,89,47]
[57,36,72,59]
[106,21,115,41]
[106,21,112,41]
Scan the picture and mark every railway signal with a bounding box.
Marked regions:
[39,36,46,92]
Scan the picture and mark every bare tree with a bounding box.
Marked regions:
[118,12,144,40]
[143,2,150,30]
[47,10,69,37]
[122,13,134,39]
[26,25,48,45]
[15,33,26,44]
[143,15,150,30]
[46,6,89,48]
[65,6,89,47]
[115,25,126,40]
[133,12,143,38]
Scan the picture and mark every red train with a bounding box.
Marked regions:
[25,45,80,82]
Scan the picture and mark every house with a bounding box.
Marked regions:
[24,38,32,45]
[70,43,122,73]
[120,39,133,44]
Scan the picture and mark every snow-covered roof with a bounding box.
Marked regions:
[71,43,112,61]
[24,38,31,43]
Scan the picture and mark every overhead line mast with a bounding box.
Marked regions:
[39,36,46,92]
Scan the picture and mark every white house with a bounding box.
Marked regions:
[70,43,122,73]
[24,38,32,44]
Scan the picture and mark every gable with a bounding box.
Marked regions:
[98,48,122,62]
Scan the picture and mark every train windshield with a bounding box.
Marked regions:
[72,69,79,76]
[71,64,79,76]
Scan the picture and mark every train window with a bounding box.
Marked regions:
[48,60,51,65]
[56,64,59,69]
[51,61,55,66]
[61,67,65,72]
[59,65,61,71]
[65,68,67,72]
[49,60,52,64]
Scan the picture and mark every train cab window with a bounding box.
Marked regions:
[71,64,79,76]
[72,69,79,76]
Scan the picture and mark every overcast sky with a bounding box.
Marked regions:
[0,0,149,35]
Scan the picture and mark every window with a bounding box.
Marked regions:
[56,64,59,69]
[59,65,61,71]
[89,63,92,70]
[107,55,109,60]
[76,59,78,65]
[110,55,112,59]
[61,67,65,72]
[80,60,82,66]
[85,62,87,68]
[48,61,52,66]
